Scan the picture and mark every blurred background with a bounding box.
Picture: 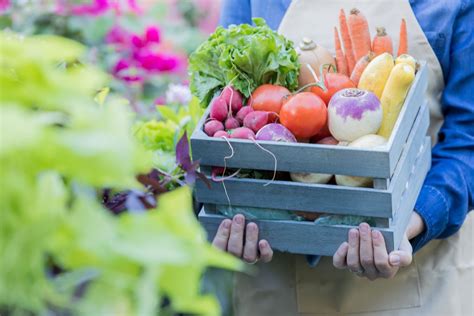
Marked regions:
[0,1,243,316]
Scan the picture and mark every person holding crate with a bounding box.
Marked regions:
[212,0,474,315]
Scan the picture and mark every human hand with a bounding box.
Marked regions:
[332,212,425,280]
[212,214,273,264]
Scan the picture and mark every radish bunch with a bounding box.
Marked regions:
[205,86,275,140]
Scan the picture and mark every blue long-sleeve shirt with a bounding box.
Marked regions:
[220,0,474,252]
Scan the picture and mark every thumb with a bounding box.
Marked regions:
[389,236,413,267]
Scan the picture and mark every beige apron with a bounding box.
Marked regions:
[233,1,474,315]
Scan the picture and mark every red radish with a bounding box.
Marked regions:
[236,106,254,124]
[224,117,240,130]
[204,120,224,136]
[229,127,255,140]
[310,123,332,142]
[213,130,229,138]
[221,86,243,113]
[243,111,269,133]
[256,123,297,142]
[209,96,228,121]
[317,136,338,145]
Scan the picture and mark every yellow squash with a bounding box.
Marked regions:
[358,52,394,99]
[396,54,417,69]
[377,63,416,138]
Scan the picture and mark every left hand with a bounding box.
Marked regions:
[332,212,424,280]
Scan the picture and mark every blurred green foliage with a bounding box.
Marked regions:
[0,31,240,316]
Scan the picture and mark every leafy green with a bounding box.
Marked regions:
[0,31,240,316]
[189,18,300,106]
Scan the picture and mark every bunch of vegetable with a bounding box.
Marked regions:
[191,10,418,223]
[189,18,300,106]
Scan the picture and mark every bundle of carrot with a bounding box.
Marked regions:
[334,8,408,85]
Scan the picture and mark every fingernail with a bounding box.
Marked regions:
[359,223,369,233]
[260,240,268,248]
[390,254,400,266]
[234,215,243,224]
[223,220,230,229]
[371,230,378,239]
[247,223,255,232]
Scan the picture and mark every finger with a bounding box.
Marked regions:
[227,214,245,257]
[347,229,363,272]
[258,240,273,263]
[359,223,377,278]
[242,222,259,263]
[212,219,231,251]
[389,235,413,267]
[372,230,394,277]
[333,242,349,269]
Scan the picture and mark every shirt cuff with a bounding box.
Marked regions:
[410,185,449,252]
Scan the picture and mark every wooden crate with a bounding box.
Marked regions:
[191,63,431,256]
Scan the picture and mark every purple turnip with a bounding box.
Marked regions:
[328,88,382,142]
[256,123,297,142]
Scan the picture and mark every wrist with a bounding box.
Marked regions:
[406,211,425,240]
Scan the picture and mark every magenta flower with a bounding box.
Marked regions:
[71,0,110,16]
[0,0,10,12]
[144,26,160,44]
[105,25,130,46]
[136,50,180,72]
[131,34,146,49]
[113,59,143,83]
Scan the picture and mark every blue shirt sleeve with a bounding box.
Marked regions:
[411,1,474,251]
[219,0,252,27]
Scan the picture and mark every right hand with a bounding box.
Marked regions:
[212,214,274,264]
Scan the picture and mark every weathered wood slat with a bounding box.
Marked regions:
[389,103,429,214]
[198,208,395,256]
[387,62,428,175]
[196,176,393,217]
[192,134,390,177]
[392,138,431,248]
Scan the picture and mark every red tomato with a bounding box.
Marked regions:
[310,73,355,105]
[280,92,327,139]
[251,84,290,114]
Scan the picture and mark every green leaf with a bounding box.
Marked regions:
[189,18,300,106]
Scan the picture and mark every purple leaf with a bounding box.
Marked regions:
[175,131,191,170]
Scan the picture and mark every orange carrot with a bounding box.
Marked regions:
[372,27,393,56]
[334,27,349,76]
[339,9,356,73]
[397,18,408,56]
[348,8,372,61]
[350,52,374,85]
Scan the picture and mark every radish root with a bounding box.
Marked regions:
[211,168,241,182]
[221,136,236,206]
[251,138,277,186]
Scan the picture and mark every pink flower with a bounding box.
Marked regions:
[0,0,10,12]
[113,59,143,83]
[135,51,180,72]
[105,25,130,46]
[71,0,110,16]
[144,26,160,44]
[131,34,146,49]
